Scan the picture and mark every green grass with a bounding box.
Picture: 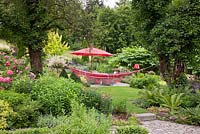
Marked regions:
[96,86,146,114]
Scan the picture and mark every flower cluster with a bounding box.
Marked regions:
[0,51,30,89]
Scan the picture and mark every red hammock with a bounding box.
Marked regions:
[67,66,140,85]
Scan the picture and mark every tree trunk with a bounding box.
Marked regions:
[159,54,171,84]
[173,58,186,80]
[28,46,43,75]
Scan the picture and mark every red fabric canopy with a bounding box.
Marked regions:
[71,47,112,56]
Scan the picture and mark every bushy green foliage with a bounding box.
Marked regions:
[113,116,140,126]
[11,75,33,94]
[71,57,84,65]
[37,114,68,128]
[181,92,200,107]
[178,105,200,125]
[80,90,112,114]
[116,126,148,134]
[95,63,113,73]
[139,87,184,113]
[30,76,82,116]
[0,100,15,129]
[59,68,68,78]
[160,93,184,114]
[113,100,127,114]
[0,101,112,134]
[0,91,41,129]
[70,72,81,83]
[139,88,164,107]
[108,47,158,69]
[0,127,51,134]
[65,101,112,134]
[130,73,164,89]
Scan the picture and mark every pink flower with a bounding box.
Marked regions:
[13,59,18,65]
[5,61,10,66]
[4,55,10,60]
[7,70,13,76]
[3,77,12,83]
[12,65,17,69]
[0,76,4,82]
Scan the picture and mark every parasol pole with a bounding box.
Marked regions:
[89,46,93,70]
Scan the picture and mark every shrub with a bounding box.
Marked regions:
[116,126,148,134]
[139,88,165,107]
[178,105,200,125]
[71,57,84,65]
[46,55,67,69]
[0,91,29,107]
[0,51,30,89]
[70,72,81,83]
[0,101,112,134]
[130,73,164,89]
[121,75,132,84]
[11,75,33,94]
[43,30,69,56]
[113,100,127,114]
[181,90,200,107]
[31,76,82,116]
[10,100,41,129]
[65,101,112,134]
[108,46,158,69]
[0,91,41,129]
[80,90,112,114]
[113,116,140,126]
[37,114,68,128]
[0,100,15,129]
[95,63,113,73]
[0,127,51,134]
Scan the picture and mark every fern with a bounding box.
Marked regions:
[160,93,184,113]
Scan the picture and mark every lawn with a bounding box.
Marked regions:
[96,86,146,114]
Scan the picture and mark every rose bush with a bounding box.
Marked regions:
[0,51,30,89]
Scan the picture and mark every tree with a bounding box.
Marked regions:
[94,5,135,53]
[150,0,200,81]
[131,0,200,83]
[0,0,69,74]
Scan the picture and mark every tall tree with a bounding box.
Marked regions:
[0,0,70,74]
[94,5,135,53]
[131,0,200,83]
[150,0,200,80]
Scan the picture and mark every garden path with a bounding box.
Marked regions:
[141,120,200,134]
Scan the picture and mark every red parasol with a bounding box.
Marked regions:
[71,47,112,56]
[71,47,112,69]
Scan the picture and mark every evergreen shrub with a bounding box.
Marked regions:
[80,90,112,114]
[30,76,82,116]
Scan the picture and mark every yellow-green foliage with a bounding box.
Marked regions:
[0,100,15,129]
[44,30,69,55]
